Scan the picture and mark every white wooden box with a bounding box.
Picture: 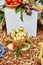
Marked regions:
[4,8,38,37]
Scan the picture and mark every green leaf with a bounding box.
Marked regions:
[39,0,43,4]
[0,20,2,23]
[21,44,28,48]
[27,38,32,43]
[4,37,10,43]
[25,44,29,48]
[20,9,23,21]
[15,6,20,13]
[15,5,22,13]
[14,46,22,56]
[15,5,26,21]
[0,10,4,23]
[2,4,6,8]
[41,11,43,19]
[31,2,36,5]
[0,4,6,8]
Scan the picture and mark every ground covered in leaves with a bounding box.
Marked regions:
[0,26,43,65]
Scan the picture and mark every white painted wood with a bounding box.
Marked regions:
[4,8,38,37]
[0,0,5,6]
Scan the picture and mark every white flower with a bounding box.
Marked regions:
[22,0,29,4]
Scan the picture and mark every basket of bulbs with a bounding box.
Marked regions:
[10,27,28,46]
[5,0,22,8]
